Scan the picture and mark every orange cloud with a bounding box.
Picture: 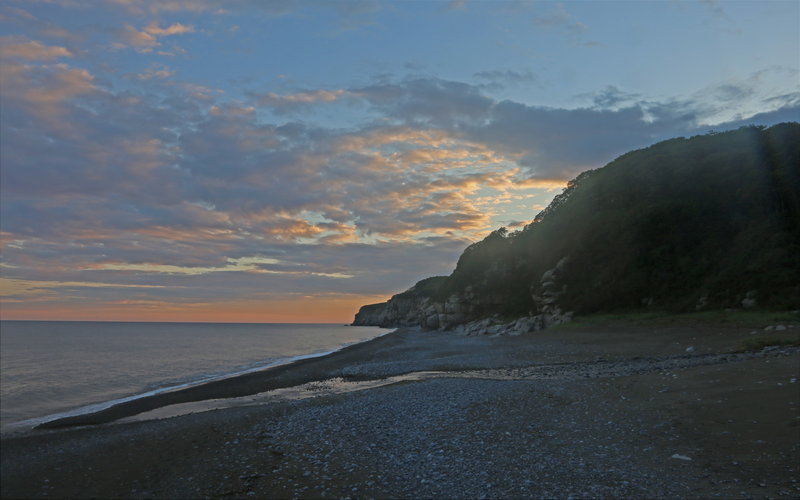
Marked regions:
[209,104,255,116]
[0,231,22,251]
[335,128,452,153]
[178,82,224,100]
[131,64,175,80]
[1,62,99,135]
[27,64,96,104]
[263,219,325,240]
[138,225,236,243]
[256,89,349,108]
[514,178,569,190]
[142,21,194,36]
[118,24,158,51]
[115,21,194,52]
[0,37,72,61]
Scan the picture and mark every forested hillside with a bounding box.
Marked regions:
[354,123,800,329]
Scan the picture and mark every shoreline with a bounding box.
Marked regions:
[113,344,798,431]
[3,323,799,498]
[3,326,396,434]
[19,321,800,432]
[25,326,403,431]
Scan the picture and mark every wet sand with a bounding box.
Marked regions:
[2,324,799,498]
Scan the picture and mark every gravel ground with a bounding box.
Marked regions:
[249,378,679,499]
[2,325,799,499]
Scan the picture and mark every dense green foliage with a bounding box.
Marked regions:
[393,276,450,300]
[425,123,800,316]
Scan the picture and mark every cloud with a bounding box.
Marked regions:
[0,63,195,204]
[64,0,379,34]
[0,36,72,60]
[176,82,224,100]
[4,69,793,248]
[2,44,797,320]
[763,91,800,109]
[114,21,194,52]
[675,67,800,125]
[580,85,641,109]
[354,77,494,125]
[117,24,158,51]
[0,6,85,44]
[173,112,511,239]
[252,89,350,113]
[0,61,100,135]
[0,226,470,315]
[107,0,295,16]
[1,0,796,321]
[128,63,175,80]
[715,103,800,130]
[335,77,684,179]
[142,21,194,36]
[3,82,540,319]
[466,101,665,177]
[350,75,797,179]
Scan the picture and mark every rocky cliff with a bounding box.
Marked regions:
[353,257,574,335]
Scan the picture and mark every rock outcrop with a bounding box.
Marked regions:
[530,256,572,327]
[352,290,480,329]
[353,258,574,335]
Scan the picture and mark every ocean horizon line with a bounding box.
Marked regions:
[0,319,354,325]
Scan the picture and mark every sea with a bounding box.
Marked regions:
[0,321,392,434]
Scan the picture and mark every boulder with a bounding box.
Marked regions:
[741,290,758,309]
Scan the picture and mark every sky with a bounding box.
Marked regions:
[1,0,798,323]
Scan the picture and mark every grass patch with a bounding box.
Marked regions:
[733,335,800,353]
[562,310,672,328]
[560,309,800,329]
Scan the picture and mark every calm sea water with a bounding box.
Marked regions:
[0,321,391,433]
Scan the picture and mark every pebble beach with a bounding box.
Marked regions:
[2,324,799,499]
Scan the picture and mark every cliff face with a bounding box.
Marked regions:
[352,257,574,334]
[354,123,800,333]
[352,289,482,329]
[351,303,392,327]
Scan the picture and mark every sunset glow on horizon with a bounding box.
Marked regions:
[1,0,798,323]
[0,281,387,323]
